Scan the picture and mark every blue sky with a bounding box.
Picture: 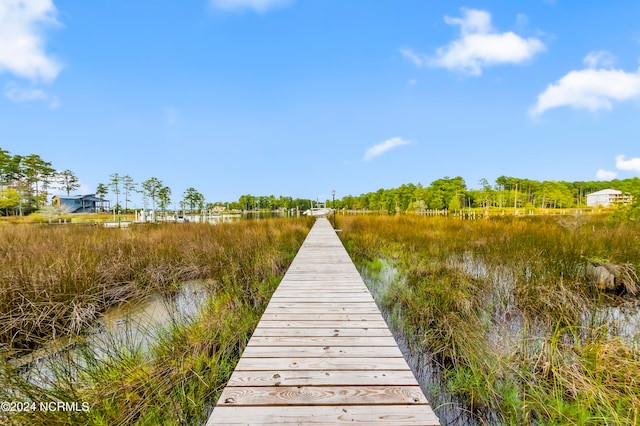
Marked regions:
[1,0,640,206]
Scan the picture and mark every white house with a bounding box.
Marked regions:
[586,189,632,207]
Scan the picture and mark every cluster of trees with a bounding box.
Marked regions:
[231,195,316,212]
[3,147,639,217]
[96,174,209,215]
[0,147,213,217]
[1,147,80,215]
[330,176,640,213]
[215,177,639,215]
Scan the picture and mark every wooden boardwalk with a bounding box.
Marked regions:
[206,218,439,425]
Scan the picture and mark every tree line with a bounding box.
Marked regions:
[0,147,207,216]
[332,176,640,213]
[2,146,638,217]
[0,147,312,216]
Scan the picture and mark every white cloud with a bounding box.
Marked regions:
[4,81,59,108]
[364,137,410,161]
[596,169,618,180]
[5,82,47,102]
[615,155,640,173]
[583,50,616,69]
[0,0,62,82]
[595,155,640,180]
[401,9,545,76]
[210,0,291,13]
[399,48,425,67]
[530,59,640,116]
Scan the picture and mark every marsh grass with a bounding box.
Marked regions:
[340,215,640,425]
[0,218,311,425]
[0,219,310,356]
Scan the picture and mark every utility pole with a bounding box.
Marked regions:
[332,189,336,229]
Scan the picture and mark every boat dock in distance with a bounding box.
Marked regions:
[206,218,440,425]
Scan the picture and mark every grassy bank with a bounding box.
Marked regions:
[0,217,312,425]
[339,215,640,425]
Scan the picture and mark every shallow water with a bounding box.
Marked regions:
[16,280,211,385]
[360,255,640,425]
[587,301,640,348]
[90,280,209,354]
[360,260,493,425]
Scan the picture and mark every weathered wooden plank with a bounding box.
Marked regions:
[269,295,372,300]
[218,385,429,406]
[241,345,404,359]
[270,291,370,297]
[263,306,380,314]
[246,336,398,347]
[207,405,440,425]
[227,370,420,387]
[281,276,363,280]
[274,289,367,293]
[268,297,374,303]
[234,357,411,371]
[249,327,392,338]
[274,288,367,293]
[278,282,364,285]
[275,283,367,288]
[265,302,378,309]
[206,218,439,425]
[280,279,362,282]
[259,313,385,322]
[255,320,388,329]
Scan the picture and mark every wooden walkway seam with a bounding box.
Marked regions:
[206,218,440,425]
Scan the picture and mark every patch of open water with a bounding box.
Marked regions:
[360,260,496,425]
[14,280,212,386]
[359,255,640,425]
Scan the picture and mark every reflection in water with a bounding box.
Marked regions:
[134,210,298,224]
[360,261,491,426]
[182,211,297,223]
[91,281,209,353]
[17,281,211,386]
[360,260,490,426]
[361,256,640,425]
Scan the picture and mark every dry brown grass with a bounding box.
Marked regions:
[339,214,640,424]
[0,218,312,358]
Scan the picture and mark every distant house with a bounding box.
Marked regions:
[586,189,632,207]
[52,194,110,213]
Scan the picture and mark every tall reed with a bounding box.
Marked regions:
[340,214,640,425]
[0,218,312,425]
[0,219,310,357]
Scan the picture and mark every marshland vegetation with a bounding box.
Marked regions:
[3,184,639,426]
[0,217,312,425]
[340,213,640,425]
